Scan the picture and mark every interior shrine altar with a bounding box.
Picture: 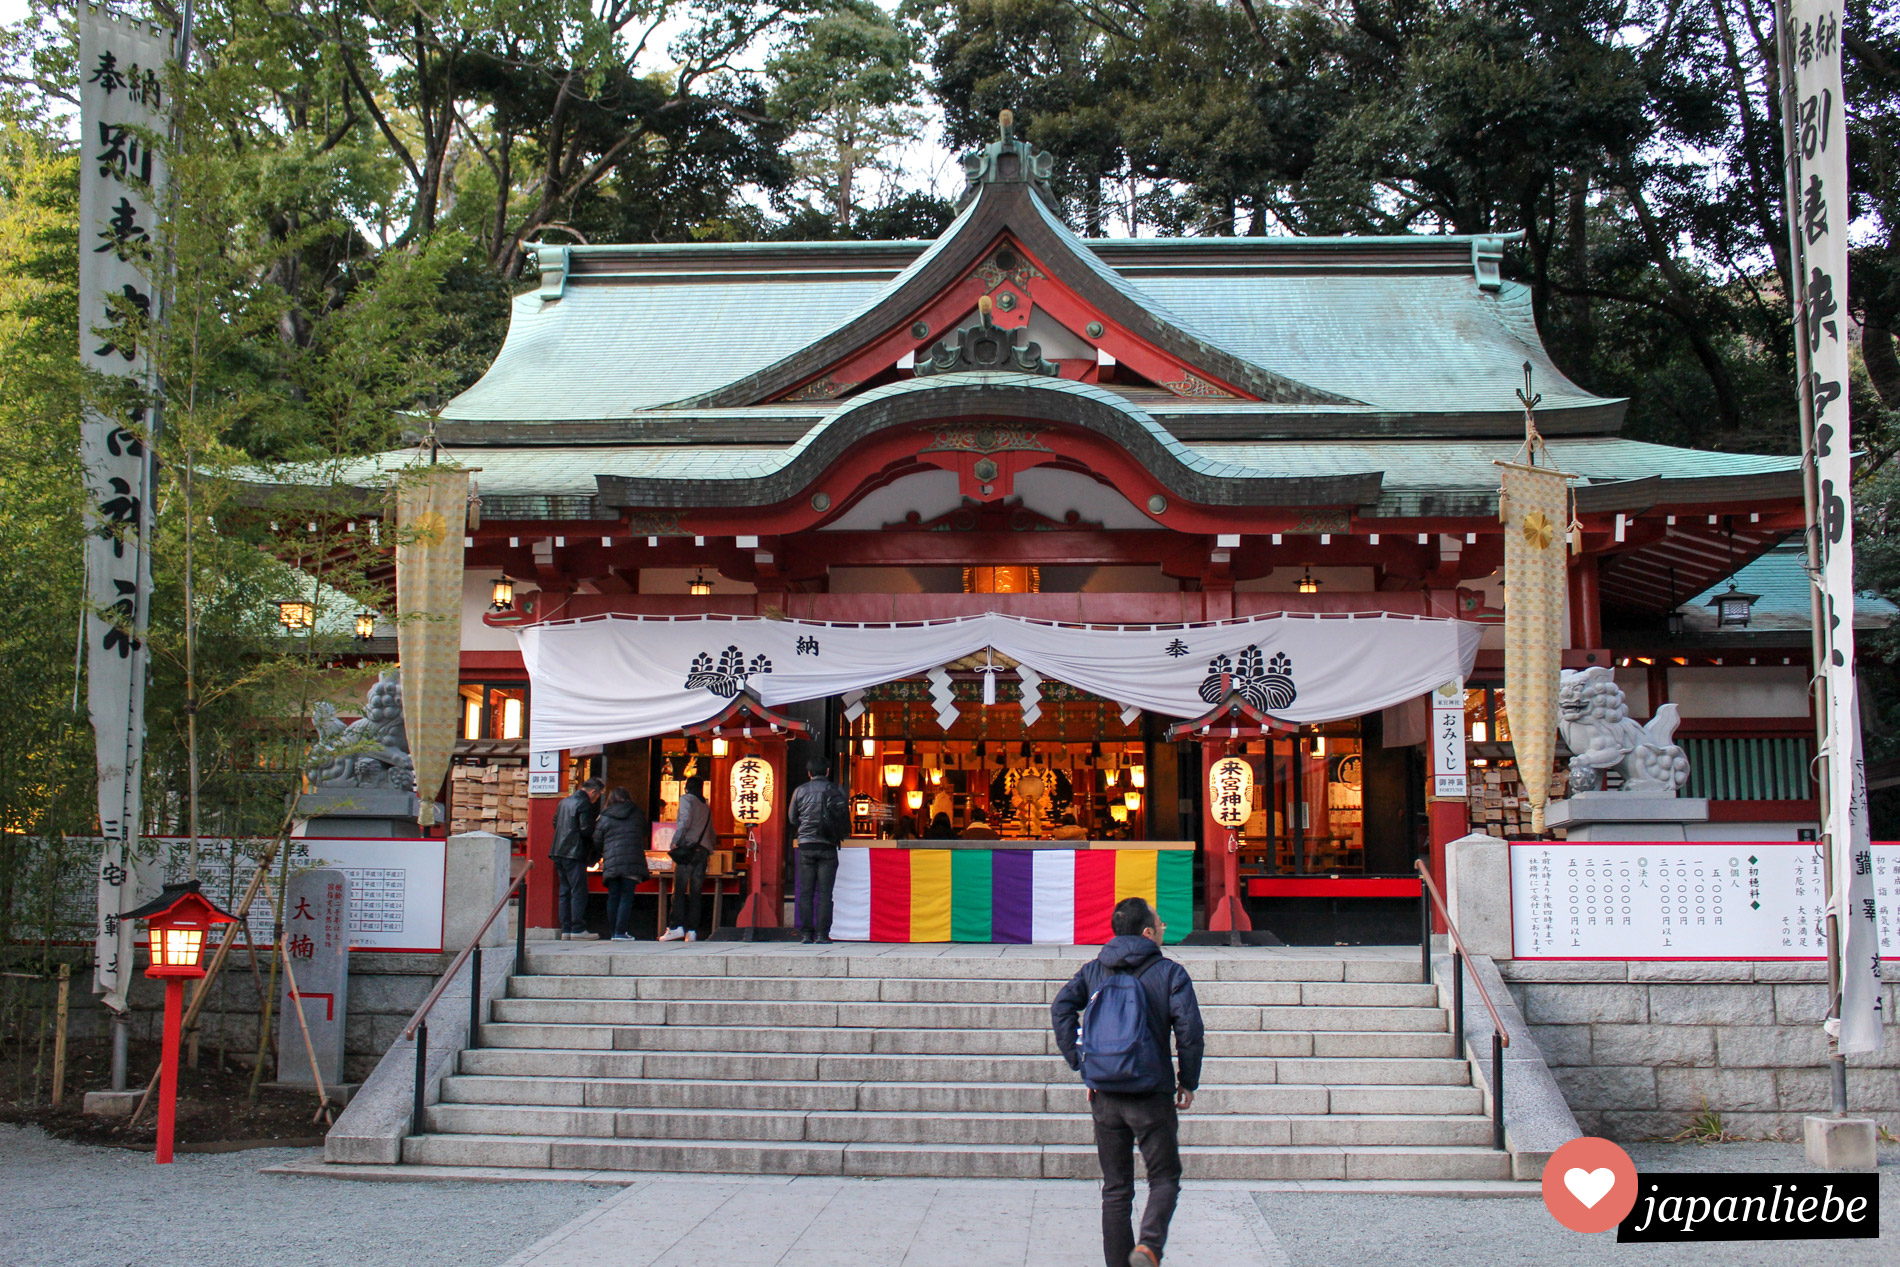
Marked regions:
[828,840,1193,945]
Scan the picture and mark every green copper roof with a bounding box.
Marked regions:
[1683,542,1895,632]
[439,167,1614,426]
[323,433,1797,524]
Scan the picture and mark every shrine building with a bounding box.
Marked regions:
[326,121,1841,944]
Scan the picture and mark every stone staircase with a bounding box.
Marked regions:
[405,947,1513,1181]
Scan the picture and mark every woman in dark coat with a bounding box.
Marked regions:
[924,812,958,840]
[596,787,651,940]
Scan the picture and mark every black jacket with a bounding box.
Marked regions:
[549,788,598,861]
[786,776,848,847]
[1051,935,1205,1092]
[596,802,652,881]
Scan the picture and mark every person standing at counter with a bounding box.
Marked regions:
[597,787,651,941]
[787,758,848,943]
[661,776,713,942]
[550,777,603,939]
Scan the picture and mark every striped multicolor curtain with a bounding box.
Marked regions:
[830,848,1191,944]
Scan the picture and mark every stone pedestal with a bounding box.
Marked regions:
[82,1089,140,1117]
[295,788,441,837]
[276,868,350,1089]
[1444,831,1512,959]
[1804,1115,1878,1170]
[444,832,514,953]
[1543,791,1709,841]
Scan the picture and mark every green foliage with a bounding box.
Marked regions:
[914,0,1900,457]
[767,0,928,228]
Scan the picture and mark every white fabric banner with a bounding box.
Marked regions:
[80,9,172,1008]
[1031,850,1076,944]
[1787,0,1882,1053]
[830,848,872,941]
[517,612,1484,750]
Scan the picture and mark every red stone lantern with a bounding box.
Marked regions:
[124,881,238,1163]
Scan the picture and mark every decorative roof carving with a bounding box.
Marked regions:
[915,297,1059,378]
[961,110,1057,209]
[919,425,1050,455]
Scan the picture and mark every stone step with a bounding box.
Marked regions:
[525,1024,1454,1059]
[460,1043,1467,1087]
[422,1102,1496,1148]
[504,973,1437,1009]
[520,951,1424,984]
[441,1072,1482,1118]
[486,996,1435,1034]
[401,1133,1512,1181]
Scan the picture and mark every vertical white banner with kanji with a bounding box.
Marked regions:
[1787,0,1883,1052]
[80,8,171,1008]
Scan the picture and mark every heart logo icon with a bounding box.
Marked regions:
[1564,1167,1617,1209]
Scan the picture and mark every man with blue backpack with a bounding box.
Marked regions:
[1052,897,1206,1267]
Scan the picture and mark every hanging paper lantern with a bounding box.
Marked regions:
[729,755,774,825]
[1208,756,1253,829]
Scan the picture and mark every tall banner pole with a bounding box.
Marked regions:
[79,7,176,1020]
[1772,0,1885,1100]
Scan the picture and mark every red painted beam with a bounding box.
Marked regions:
[1248,877,1423,898]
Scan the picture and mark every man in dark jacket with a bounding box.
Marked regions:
[784,758,847,943]
[549,777,603,938]
[1051,898,1205,1267]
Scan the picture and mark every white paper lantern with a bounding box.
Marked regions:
[1208,756,1253,829]
[729,756,774,825]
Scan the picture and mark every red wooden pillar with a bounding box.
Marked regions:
[736,736,787,929]
[1200,740,1251,933]
[1568,554,1603,650]
[525,760,562,930]
[1426,796,1468,934]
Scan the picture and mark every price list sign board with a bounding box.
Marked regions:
[155,837,447,953]
[1510,841,1900,961]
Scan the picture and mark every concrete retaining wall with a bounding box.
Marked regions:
[1497,960,1900,1139]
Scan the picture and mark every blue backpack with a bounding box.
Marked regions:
[1078,958,1167,1093]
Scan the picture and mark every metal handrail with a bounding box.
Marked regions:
[402,858,531,1138]
[1415,859,1509,1151]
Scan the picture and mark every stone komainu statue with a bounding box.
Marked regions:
[1556,666,1691,794]
[309,671,415,791]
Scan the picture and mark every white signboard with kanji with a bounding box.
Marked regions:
[1431,679,1466,797]
[528,749,560,796]
[1510,841,1900,961]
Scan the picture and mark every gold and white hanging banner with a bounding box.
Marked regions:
[394,467,468,826]
[80,7,173,1007]
[1497,460,1571,833]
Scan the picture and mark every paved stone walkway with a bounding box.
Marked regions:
[496,1176,1290,1267]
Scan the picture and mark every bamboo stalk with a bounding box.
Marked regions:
[50,964,70,1108]
[276,939,333,1124]
[246,842,292,1107]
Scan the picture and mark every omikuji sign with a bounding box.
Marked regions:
[729,756,774,825]
[1208,757,1253,830]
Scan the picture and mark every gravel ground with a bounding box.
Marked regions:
[1256,1141,1899,1267]
[0,1125,613,1267]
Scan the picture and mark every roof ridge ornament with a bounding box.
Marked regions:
[960,109,1058,210]
[914,294,1059,378]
